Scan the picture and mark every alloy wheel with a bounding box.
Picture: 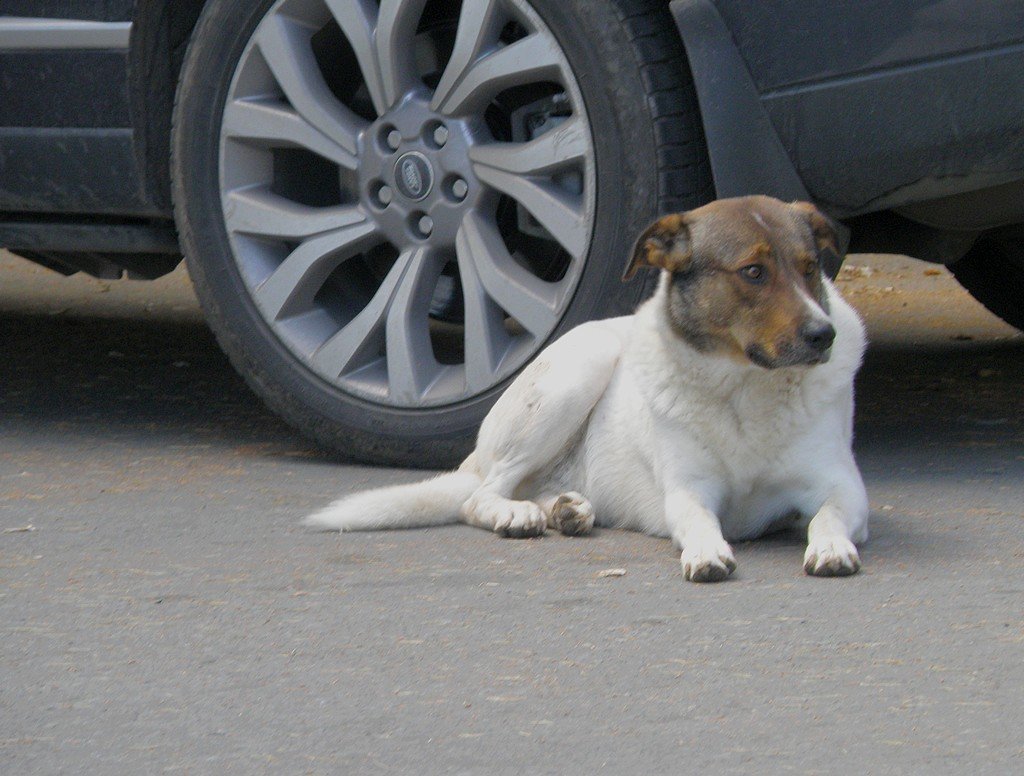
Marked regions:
[219,0,595,407]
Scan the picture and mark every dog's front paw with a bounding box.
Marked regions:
[680,539,736,583]
[493,501,546,539]
[804,536,860,577]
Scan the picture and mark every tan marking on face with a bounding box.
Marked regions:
[728,241,771,272]
[744,299,807,360]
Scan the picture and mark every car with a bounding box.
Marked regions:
[2,0,1023,466]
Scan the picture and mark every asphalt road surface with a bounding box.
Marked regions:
[2,251,1023,774]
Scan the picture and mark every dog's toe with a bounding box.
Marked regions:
[549,492,595,537]
[680,540,736,583]
[686,561,732,583]
[498,501,546,539]
[803,537,860,577]
[504,522,544,539]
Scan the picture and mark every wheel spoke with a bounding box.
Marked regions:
[222,98,358,169]
[224,189,363,240]
[456,223,511,390]
[256,14,367,156]
[375,0,430,111]
[324,0,429,115]
[254,217,379,321]
[457,212,562,337]
[432,32,563,117]
[470,164,588,259]
[470,118,589,257]
[429,0,504,114]
[311,248,420,379]
[323,0,387,115]
[469,117,587,176]
[385,247,441,403]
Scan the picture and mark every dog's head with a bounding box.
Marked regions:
[623,196,842,369]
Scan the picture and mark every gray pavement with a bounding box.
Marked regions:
[1,251,1023,774]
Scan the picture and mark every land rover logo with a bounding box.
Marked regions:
[394,152,433,201]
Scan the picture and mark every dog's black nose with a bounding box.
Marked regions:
[800,321,836,352]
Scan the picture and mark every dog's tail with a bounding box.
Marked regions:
[302,471,481,532]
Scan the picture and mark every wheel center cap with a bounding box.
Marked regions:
[393,151,434,201]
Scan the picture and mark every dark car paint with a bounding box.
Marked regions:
[0,2,154,218]
[1,0,1023,274]
[715,0,1024,93]
[0,1,133,20]
[675,0,1024,216]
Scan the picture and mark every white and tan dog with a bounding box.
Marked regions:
[306,196,868,582]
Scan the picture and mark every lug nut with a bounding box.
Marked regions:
[417,215,434,237]
[386,129,403,151]
[432,124,449,147]
[377,185,393,206]
[451,178,468,201]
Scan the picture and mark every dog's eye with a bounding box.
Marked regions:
[803,261,818,277]
[739,264,766,283]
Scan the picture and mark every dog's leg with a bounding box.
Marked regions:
[461,323,622,538]
[665,489,736,583]
[803,471,869,577]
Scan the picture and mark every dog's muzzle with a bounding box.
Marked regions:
[746,335,834,369]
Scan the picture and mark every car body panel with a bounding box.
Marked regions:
[0,8,159,217]
[672,0,1024,218]
[0,2,133,23]
[714,0,1024,93]
[762,43,1024,215]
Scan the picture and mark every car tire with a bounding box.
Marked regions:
[172,0,711,467]
[949,238,1024,331]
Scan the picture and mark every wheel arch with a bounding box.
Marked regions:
[668,0,810,205]
[127,0,209,213]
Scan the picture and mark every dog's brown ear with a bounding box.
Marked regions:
[792,201,838,251]
[622,214,693,282]
[791,201,843,278]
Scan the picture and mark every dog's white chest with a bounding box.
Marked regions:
[571,343,835,540]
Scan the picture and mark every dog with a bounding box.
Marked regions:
[305,196,869,582]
